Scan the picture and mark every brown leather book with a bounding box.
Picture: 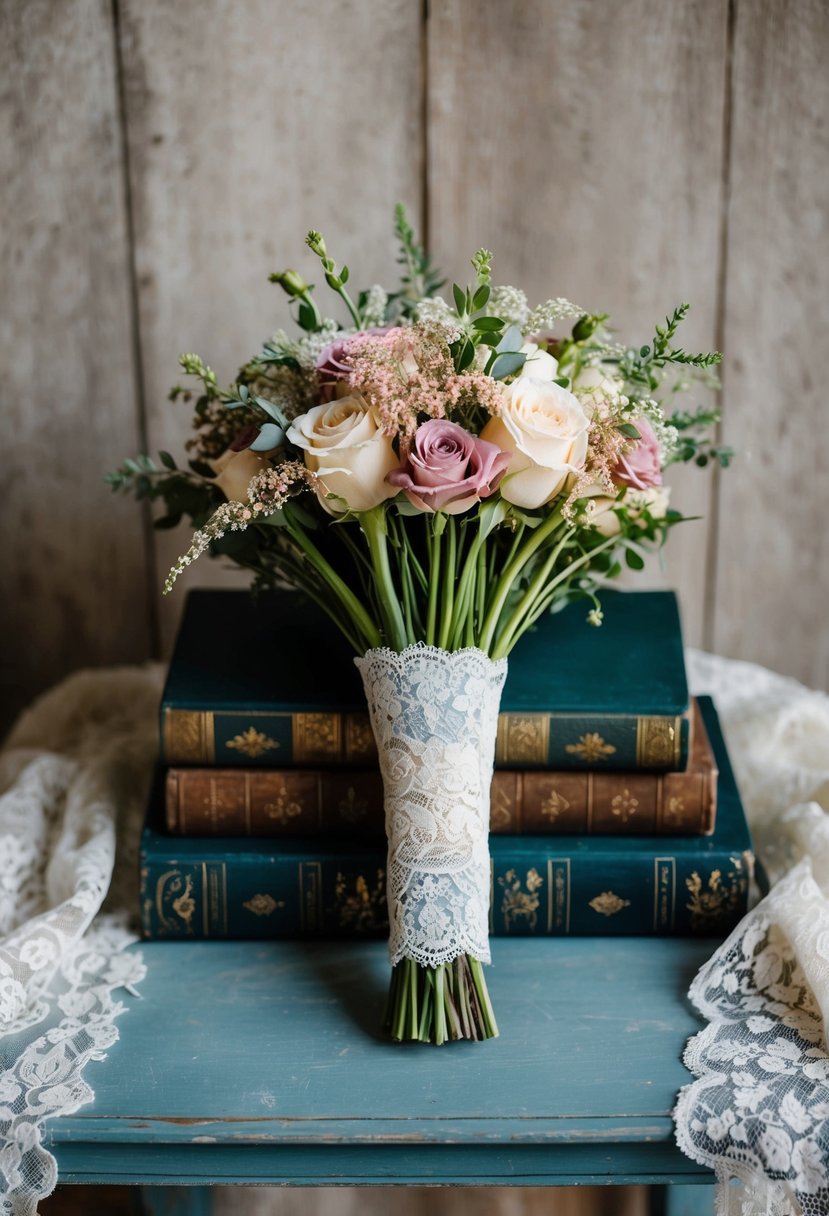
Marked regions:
[165,700,716,838]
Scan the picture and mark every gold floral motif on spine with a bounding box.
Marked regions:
[565,732,616,763]
[263,781,302,824]
[636,716,681,768]
[226,727,279,759]
[541,789,571,822]
[243,893,284,917]
[334,870,386,932]
[155,870,196,936]
[498,868,544,931]
[489,783,513,830]
[686,857,748,929]
[345,714,377,762]
[496,715,550,765]
[293,713,342,763]
[164,709,215,763]
[589,890,631,917]
[611,789,639,822]
[337,786,369,824]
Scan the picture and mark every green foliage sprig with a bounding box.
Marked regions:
[389,203,445,319]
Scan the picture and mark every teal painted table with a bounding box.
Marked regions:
[44,937,716,1211]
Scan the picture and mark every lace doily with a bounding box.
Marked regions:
[674,651,829,1216]
[0,666,161,1215]
[355,644,507,969]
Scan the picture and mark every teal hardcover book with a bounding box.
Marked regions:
[160,588,690,771]
[141,697,751,940]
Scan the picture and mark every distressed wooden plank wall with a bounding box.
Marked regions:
[2,0,827,733]
[427,0,728,650]
[712,0,829,689]
[117,0,424,654]
[0,0,152,730]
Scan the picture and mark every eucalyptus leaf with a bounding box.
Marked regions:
[497,324,524,353]
[254,396,287,425]
[249,423,285,451]
[491,351,527,380]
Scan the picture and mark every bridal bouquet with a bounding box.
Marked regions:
[110,207,728,1044]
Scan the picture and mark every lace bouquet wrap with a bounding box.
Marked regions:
[356,645,507,1042]
[122,209,726,1042]
[357,644,506,960]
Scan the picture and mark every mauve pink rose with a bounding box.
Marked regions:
[316,328,390,402]
[387,420,510,515]
[612,417,663,490]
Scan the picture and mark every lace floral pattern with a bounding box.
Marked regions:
[0,665,161,1215]
[675,653,829,1216]
[355,644,507,968]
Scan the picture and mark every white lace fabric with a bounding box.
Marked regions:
[355,644,507,969]
[0,666,161,1215]
[675,651,829,1216]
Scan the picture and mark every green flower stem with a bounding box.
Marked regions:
[479,509,565,654]
[448,518,488,648]
[494,534,621,659]
[408,958,419,1039]
[434,965,447,1046]
[473,544,487,646]
[490,527,575,658]
[385,955,498,1044]
[334,283,362,329]
[360,507,408,651]
[438,515,458,650]
[468,956,499,1038]
[426,521,441,646]
[418,970,434,1042]
[283,517,382,650]
[389,513,424,640]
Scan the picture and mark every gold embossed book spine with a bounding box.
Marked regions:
[165,703,714,837]
[161,705,692,771]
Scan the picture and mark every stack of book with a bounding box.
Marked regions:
[140,589,754,941]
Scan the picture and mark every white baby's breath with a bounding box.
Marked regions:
[525,297,586,334]
[489,285,530,328]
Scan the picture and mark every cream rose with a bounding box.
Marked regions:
[210,448,271,502]
[582,485,671,537]
[480,377,589,509]
[520,342,558,381]
[286,393,398,514]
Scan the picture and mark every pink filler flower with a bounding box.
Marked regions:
[612,417,663,490]
[316,329,391,402]
[388,419,510,514]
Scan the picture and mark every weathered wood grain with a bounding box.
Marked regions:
[711,0,829,687]
[211,1185,648,1216]
[427,0,729,648]
[116,0,424,655]
[0,0,151,730]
